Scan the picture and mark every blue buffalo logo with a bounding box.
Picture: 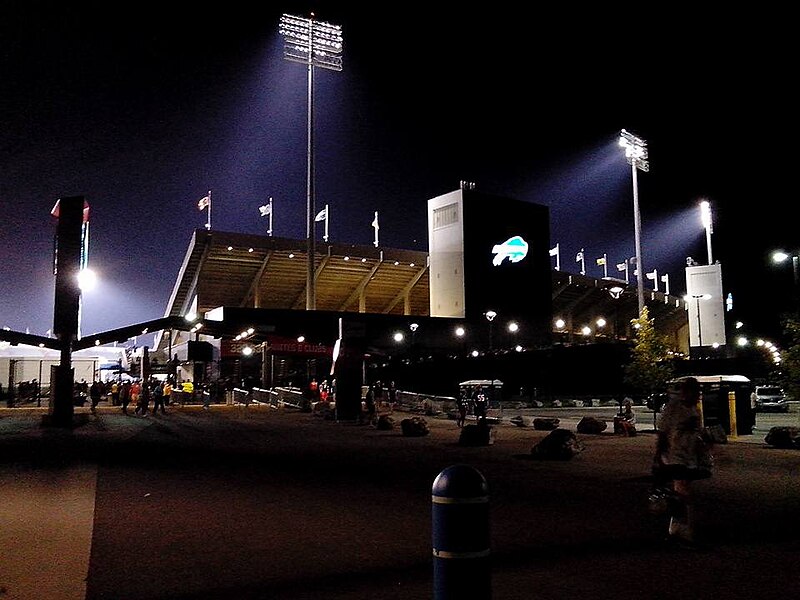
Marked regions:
[491,235,528,266]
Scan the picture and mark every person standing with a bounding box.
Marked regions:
[472,385,488,426]
[163,379,172,406]
[89,380,102,413]
[455,388,468,428]
[120,380,131,415]
[151,380,166,415]
[654,377,712,546]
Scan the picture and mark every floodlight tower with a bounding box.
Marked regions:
[700,200,713,265]
[619,129,649,316]
[279,13,343,310]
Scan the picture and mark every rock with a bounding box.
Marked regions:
[531,428,585,460]
[400,416,430,437]
[764,426,800,449]
[577,416,607,434]
[703,424,727,444]
[459,423,495,446]
[375,415,394,430]
[509,415,528,427]
[533,417,560,430]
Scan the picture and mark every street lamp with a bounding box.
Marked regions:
[619,129,649,316]
[771,250,800,312]
[279,13,343,311]
[484,310,497,351]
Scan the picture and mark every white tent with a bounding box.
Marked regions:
[0,343,129,390]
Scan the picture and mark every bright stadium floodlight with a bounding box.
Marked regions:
[700,200,714,264]
[619,129,649,317]
[771,249,800,312]
[279,13,343,311]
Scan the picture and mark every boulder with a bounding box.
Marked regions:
[400,416,430,437]
[375,415,394,430]
[764,426,800,449]
[577,416,607,434]
[703,424,728,444]
[533,417,560,431]
[458,423,495,446]
[531,428,585,460]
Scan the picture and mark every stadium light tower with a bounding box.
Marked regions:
[700,200,713,265]
[279,13,343,310]
[619,129,649,316]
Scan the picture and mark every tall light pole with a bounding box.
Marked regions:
[484,310,497,352]
[279,13,343,310]
[619,129,649,316]
[700,200,713,265]
[484,310,497,410]
[772,250,800,313]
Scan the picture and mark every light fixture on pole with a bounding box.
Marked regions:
[771,250,800,312]
[700,200,713,265]
[484,310,497,351]
[619,129,649,316]
[279,13,343,311]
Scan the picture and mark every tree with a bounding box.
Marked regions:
[780,314,800,401]
[623,306,675,399]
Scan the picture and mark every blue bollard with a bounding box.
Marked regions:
[432,464,490,600]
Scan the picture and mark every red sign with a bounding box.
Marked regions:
[220,336,332,358]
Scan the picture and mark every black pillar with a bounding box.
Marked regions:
[331,318,366,422]
[49,196,86,426]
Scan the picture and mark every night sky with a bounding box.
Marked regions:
[0,3,794,345]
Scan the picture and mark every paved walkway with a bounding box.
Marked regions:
[1,405,798,599]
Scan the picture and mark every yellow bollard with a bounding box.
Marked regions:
[728,391,738,439]
[697,392,704,428]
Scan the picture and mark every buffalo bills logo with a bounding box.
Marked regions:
[491,236,528,266]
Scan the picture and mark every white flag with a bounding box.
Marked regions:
[197,195,210,211]
[258,203,272,217]
[660,274,669,283]
[645,270,657,280]
[549,245,559,257]
[315,207,327,222]
[575,251,584,262]
[616,262,627,271]
[371,211,379,230]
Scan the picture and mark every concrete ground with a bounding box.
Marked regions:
[1,404,799,599]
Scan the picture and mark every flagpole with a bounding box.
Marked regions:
[603,253,608,278]
[268,197,273,236]
[206,189,212,230]
[555,243,560,271]
[373,211,379,248]
[323,203,329,242]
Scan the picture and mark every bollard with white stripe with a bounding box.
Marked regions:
[432,464,490,599]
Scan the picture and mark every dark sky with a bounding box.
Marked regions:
[0,2,794,344]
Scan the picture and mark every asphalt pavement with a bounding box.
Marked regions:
[1,404,799,600]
